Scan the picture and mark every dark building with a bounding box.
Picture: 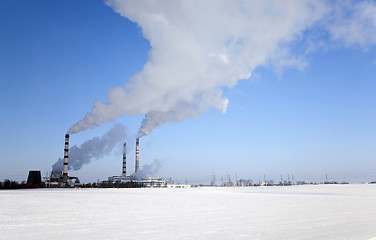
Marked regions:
[27,170,41,186]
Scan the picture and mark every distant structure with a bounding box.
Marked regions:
[47,134,190,188]
[27,171,41,186]
[48,134,80,187]
[122,142,126,177]
[50,171,63,183]
[48,171,80,187]
[135,138,140,173]
[63,134,69,182]
[107,140,167,187]
[106,139,190,188]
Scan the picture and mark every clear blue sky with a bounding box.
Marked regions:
[1,0,375,184]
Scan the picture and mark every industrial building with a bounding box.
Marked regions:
[48,134,80,187]
[27,170,41,186]
[49,134,190,188]
[48,170,80,187]
[107,138,169,188]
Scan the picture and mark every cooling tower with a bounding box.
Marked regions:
[135,138,139,173]
[122,142,126,176]
[63,134,69,180]
[27,170,41,186]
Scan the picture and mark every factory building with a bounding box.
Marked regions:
[107,176,167,188]
[48,171,80,187]
[107,138,168,187]
[107,138,191,188]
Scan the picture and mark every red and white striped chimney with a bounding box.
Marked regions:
[63,134,69,181]
[135,138,139,173]
[122,142,126,177]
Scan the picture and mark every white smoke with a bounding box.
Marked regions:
[68,0,376,137]
[327,1,376,48]
[52,124,126,172]
[137,89,228,137]
[134,159,162,179]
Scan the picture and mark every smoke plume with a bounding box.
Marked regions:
[137,89,227,137]
[52,124,126,172]
[68,0,376,137]
[134,159,162,179]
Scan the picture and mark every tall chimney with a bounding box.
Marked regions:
[63,134,69,181]
[122,142,126,177]
[135,138,139,173]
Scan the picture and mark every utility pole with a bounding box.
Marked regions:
[292,174,294,185]
[211,174,216,186]
[44,171,49,188]
[227,174,232,186]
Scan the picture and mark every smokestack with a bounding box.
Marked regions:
[63,134,69,181]
[122,142,126,177]
[135,138,139,173]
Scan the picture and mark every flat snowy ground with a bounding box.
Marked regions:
[1,185,376,240]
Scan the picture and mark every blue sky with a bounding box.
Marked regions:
[1,0,375,184]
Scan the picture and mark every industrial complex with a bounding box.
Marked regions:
[45,134,189,188]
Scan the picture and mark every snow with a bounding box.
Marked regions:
[1,184,376,240]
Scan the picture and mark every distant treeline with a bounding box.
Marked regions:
[0,179,45,190]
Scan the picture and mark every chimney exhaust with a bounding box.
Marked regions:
[122,142,126,176]
[63,134,69,181]
[135,138,139,173]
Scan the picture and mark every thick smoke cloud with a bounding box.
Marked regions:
[68,0,376,137]
[52,124,126,172]
[138,89,227,137]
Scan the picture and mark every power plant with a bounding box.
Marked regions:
[47,134,80,187]
[107,138,167,188]
[45,133,189,188]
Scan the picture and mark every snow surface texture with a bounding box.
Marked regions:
[1,185,376,240]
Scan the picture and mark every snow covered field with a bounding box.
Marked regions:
[1,184,376,240]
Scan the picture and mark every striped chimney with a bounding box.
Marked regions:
[122,142,126,176]
[63,134,69,180]
[135,138,139,173]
